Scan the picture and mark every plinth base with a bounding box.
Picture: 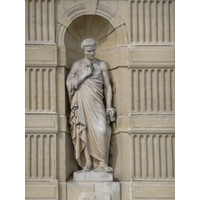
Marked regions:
[73,170,113,182]
[66,181,120,200]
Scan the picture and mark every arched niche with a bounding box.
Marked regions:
[64,14,120,70]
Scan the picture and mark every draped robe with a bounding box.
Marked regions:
[67,60,111,168]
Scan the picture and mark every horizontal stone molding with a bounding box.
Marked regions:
[131,181,175,199]
[25,114,58,132]
[130,114,175,128]
[129,63,175,68]
[25,45,57,67]
[128,46,175,63]
[25,180,58,200]
[114,114,174,134]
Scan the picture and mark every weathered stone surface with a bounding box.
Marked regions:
[79,192,111,200]
[66,182,120,200]
[25,0,175,199]
[74,170,113,182]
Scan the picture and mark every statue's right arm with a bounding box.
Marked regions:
[67,62,92,92]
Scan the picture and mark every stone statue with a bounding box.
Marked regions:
[66,38,115,173]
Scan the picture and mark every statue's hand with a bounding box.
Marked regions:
[86,64,94,77]
[106,108,115,122]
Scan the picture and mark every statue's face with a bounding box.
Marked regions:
[83,47,96,60]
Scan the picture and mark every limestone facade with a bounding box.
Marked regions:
[25,0,175,199]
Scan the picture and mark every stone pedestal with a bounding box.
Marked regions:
[66,181,120,200]
[73,170,113,182]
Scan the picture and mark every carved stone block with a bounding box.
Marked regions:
[74,170,113,182]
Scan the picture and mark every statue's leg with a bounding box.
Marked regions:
[83,146,92,171]
[98,123,113,173]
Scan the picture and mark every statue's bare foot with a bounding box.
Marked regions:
[83,160,91,172]
[99,162,113,173]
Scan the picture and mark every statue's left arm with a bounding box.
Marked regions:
[101,62,115,121]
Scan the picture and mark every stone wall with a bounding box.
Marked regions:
[25,0,175,199]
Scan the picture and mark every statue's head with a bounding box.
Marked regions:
[81,38,96,60]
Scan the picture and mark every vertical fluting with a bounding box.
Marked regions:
[159,135,162,178]
[33,135,36,178]
[36,0,42,42]
[150,135,154,178]
[137,1,140,42]
[130,136,134,179]
[155,135,160,178]
[45,69,49,110]
[157,70,160,111]
[165,135,169,178]
[25,69,29,111]
[157,1,162,42]
[42,0,48,42]
[47,0,50,41]
[134,70,139,111]
[139,70,145,111]
[150,1,156,42]
[143,1,146,42]
[49,135,54,177]
[172,1,175,42]
[132,1,138,42]
[136,135,140,177]
[51,0,55,42]
[172,135,175,177]
[150,69,153,111]
[139,135,142,177]
[161,135,166,178]
[31,0,35,41]
[42,69,45,110]
[152,135,156,177]
[30,135,34,177]
[145,69,151,111]
[168,135,172,178]
[25,135,29,178]
[144,1,149,42]
[46,135,50,177]
[35,135,40,178]
[39,134,43,178]
[25,0,29,41]
[133,135,137,177]
[48,69,53,110]
[132,70,135,111]
[29,69,33,110]
[146,135,150,177]
[138,1,144,42]
[162,1,165,42]
[143,135,147,178]
[165,69,171,112]
[158,69,165,111]
[36,69,39,110]
[28,0,31,41]
[164,1,170,42]
[47,0,51,41]
[137,70,140,111]
[43,135,47,177]
[144,69,147,111]
[171,69,175,111]
[152,69,158,111]
[32,69,36,111]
